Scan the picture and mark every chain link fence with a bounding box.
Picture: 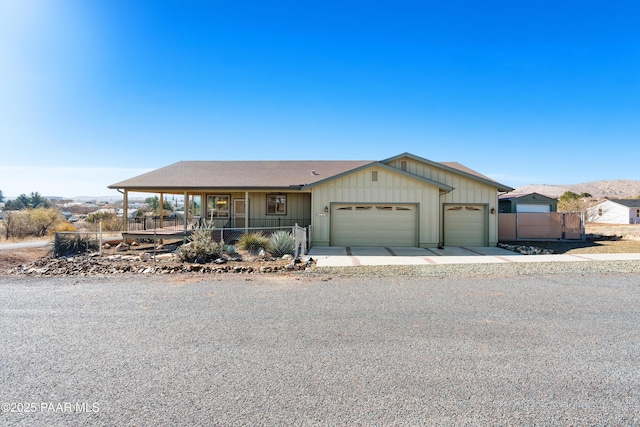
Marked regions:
[55,223,310,257]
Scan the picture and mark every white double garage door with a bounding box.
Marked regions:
[331,203,487,247]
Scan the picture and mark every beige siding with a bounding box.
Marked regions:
[310,166,440,247]
[248,192,311,223]
[197,191,311,225]
[387,157,500,246]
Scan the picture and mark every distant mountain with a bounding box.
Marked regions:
[512,180,640,199]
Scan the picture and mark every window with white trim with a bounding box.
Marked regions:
[206,195,230,218]
[267,195,286,215]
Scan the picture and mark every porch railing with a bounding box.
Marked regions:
[126,216,311,232]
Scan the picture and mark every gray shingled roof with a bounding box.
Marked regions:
[607,199,640,208]
[108,160,374,190]
[108,157,513,191]
[498,192,557,201]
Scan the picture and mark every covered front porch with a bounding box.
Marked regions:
[120,189,312,236]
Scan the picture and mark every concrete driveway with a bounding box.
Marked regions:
[307,246,640,267]
[307,246,518,267]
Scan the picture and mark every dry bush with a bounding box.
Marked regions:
[2,208,65,239]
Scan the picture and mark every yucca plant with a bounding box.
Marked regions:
[268,230,296,258]
[237,232,270,255]
[223,244,237,255]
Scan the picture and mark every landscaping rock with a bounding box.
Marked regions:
[4,249,306,277]
[498,242,554,255]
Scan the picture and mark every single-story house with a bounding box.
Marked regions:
[498,192,558,213]
[587,199,640,224]
[108,152,513,247]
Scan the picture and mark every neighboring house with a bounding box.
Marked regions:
[587,199,640,224]
[108,152,513,247]
[498,192,558,213]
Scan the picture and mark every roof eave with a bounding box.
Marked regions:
[107,185,305,192]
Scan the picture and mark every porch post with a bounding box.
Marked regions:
[183,192,188,234]
[245,191,249,232]
[123,190,129,232]
[159,193,164,228]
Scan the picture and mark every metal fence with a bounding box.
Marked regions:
[56,224,311,257]
[206,224,310,255]
[499,212,585,241]
[126,216,311,232]
[54,230,123,257]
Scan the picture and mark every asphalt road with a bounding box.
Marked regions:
[1,274,640,426]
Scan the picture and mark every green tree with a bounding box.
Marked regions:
[0,189,4,203]
[558,191,588,212]
[145,196,174,215]
[5,192,49,210]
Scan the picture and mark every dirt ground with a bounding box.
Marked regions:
[1,224,639,271]
[0,247,52,269]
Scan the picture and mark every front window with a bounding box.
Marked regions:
[207,195,230,218]
[267,195,286,215]
[190,195,201,217]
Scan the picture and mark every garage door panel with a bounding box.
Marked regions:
[444,205,486,246]
[332,204,417,247]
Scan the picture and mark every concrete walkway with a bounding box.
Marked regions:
[307,246,640,267]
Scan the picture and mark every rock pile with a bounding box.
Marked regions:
[7,253,314,276]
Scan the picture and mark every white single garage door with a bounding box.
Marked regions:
[332,204,417,247]
[517,204,551,213]
[444,204,487,246]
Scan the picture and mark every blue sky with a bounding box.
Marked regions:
[1,0,639,199]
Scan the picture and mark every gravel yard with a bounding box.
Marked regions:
[2,272,640,426]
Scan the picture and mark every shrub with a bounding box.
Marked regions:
[237,232,270,255]
[29,208,64,237]
[2,211,30,239]
[54,234,100,257]
[2,208,64,239]
[268,230,296,258]
[100,218,123,232]
[86,211,116,223]
[177,229,223,263]
[53,222,77,233]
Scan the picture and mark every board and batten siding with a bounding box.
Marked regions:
[310,166,440,247]
[248,192,311,223]
[387,157,501,246]
[197,191,310,224]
